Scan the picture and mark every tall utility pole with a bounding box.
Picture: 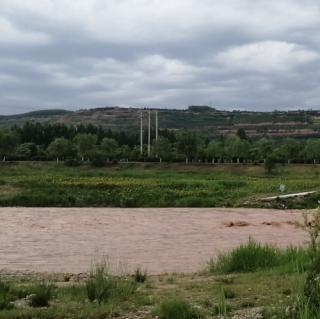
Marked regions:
[148,110,151,157]
[140,112,143,155]
[155,111,159,159]
[155,111,158,142]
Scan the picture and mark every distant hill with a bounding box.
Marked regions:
[1,106,320,138]
[0,109,72,119]
[0,109,72,128]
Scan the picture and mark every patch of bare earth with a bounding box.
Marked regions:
[0,208,309,274]
[0,185,20,197]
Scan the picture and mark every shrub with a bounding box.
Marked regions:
[113,278,137,300]
[0,281,12,311]
[214,289,232,316]
[0,279,10,295]
[210,241,310,274]
[154,298,203,319]
[264,154,277,174]
[304,252,320,311]
[86,262,137,304]
[0,294,13,310]
[0,279,13,310]
[86,262,113,304]
[211,239,281,273]
[29,283,52,308]
[134,267,147,283]
[282,246,311,273]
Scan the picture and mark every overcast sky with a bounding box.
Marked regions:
[0,0,320,115]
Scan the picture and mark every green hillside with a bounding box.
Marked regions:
[1,106,320,138]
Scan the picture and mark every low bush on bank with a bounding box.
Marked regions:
[213,288,232,316]
[28,283,52,308]
[133,267,147,283]
[209,239,310,274]
[86,262,113,304]
[86,262,137,304]
[0,279,14,310]
[153,298,203,319]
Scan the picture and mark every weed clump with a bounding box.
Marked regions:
[133,267,147,283]
[210,239,281,273]
[28,283,52,308]
[154,298,203,319]
[86,262,113,304]
[213,289,232,316]
[86,261,137,304]
[0,279,13,310]
[304,252,320,310]
[209,239,310,274]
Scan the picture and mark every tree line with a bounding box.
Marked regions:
[0,122,320,165]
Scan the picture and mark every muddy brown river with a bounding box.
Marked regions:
[0,208,309,274]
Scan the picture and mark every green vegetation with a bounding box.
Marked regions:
[134,267,148,283]
[0,162,319,208]
[2,107,320,317]
[85,261,136,305]
[0,280,14,311]
[28,283,52,308]
[153,298,203,319]
[1,119,320,165]
[0,245,313,319]
[209,239,311,274]
[213,289,232,316]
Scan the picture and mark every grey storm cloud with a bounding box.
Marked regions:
[0,0,320,114]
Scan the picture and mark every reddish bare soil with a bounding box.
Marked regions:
[0,208,309,274]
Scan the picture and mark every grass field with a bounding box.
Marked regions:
[0,242,313,319]
[0,162,320,208]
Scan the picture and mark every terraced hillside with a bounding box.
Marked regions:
[1,106,320,137]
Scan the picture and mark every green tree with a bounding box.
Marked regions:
[224,136,251,163]
[177,131,198,163]
[277,138,301,164]
[0,130,19,160]
[255,138,273,162]
[264,154,277,174]
[206,140,223,163]
[100,138,119,160]
[153,137,173,162]
[130,145,143,161]
[118,145,131,160]
[74,133,97,160]
[304,139,320,164]
[16,143,37,159]
[48,138,74,161]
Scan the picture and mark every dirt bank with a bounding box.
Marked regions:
[0,208,309,274]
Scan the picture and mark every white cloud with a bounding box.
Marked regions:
[215,41,319,73]
[0,0,320,113]
[30,54,201,89]
[1,0,320,44]
[0,17,50,45]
